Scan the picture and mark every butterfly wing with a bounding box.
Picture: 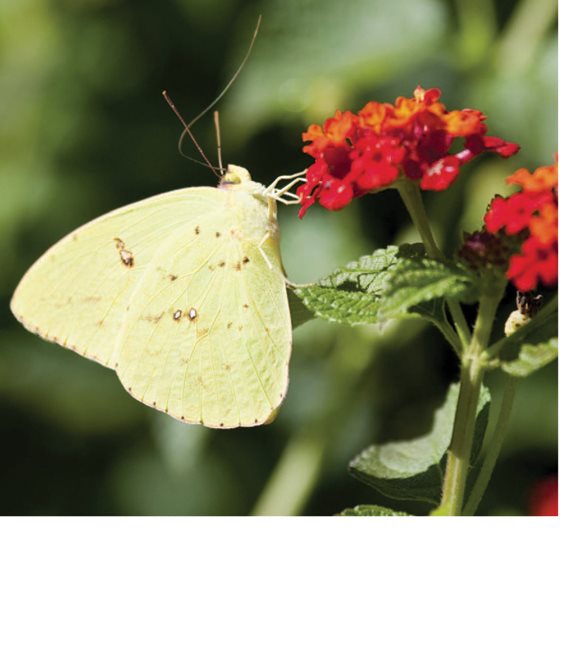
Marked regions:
[11,187,221,368]
[12,180,292,428]
[113,193,291,428]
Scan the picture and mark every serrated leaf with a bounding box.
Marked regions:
[294,245,412,326]
[349,383,491,504]
[294,244,476,328]
[287,286,315,329]
[501,337,558,377]
[377,257,477,321]
[338,505,410,516]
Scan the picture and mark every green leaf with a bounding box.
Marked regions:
[377,256,477,321]
[338,505,410,516]
[287,286,315,329]
[494,304,558,377]
[349,383,491,504]
[294,245,409,326]
[294,244,476,328]
[501,337,558,377]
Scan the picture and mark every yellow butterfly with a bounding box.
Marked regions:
[11,165,305,428]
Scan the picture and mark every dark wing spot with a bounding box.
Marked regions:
[215,231,221,238]
[195,226,200,235]
[218,261,226,268]
[180,415,185,420]
[168,274,178,281]
[243,304,249,309]
[219,422,224,427]
[113,237,134,267]
[242,256,250,264]
[227,322,232,329]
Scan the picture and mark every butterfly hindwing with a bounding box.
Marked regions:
[113,195,291,428]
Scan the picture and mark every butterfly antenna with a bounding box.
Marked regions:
[214,110,224,175]
[177,14,262,159]
[162,90,221,178]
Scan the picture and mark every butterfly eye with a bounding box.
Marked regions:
[221,172,242,186]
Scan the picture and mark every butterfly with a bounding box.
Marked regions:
[10,164,305,428]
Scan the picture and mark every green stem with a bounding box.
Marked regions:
[251,436,325,516]
[440,282,504,515]
[397,180,444,259]
[463,375,517,516]
[397,181,471,347]
[434,317,463,356]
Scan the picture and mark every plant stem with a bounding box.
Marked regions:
[251,436,325,516]
[397,181,471,347]
[463,375,517,515]
[440,283,504,515]
[397,180,444,259]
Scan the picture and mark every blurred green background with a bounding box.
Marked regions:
[0,0,557,515]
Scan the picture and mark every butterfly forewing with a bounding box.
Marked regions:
[11,188,220,368]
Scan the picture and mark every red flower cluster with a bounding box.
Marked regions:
[484,161,558,291]
[297,86,519,217]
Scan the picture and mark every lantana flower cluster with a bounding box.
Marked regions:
[484,160,558,291]
[297,86,519,217]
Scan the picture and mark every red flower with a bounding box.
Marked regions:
[484,160,558,291]
[297,86,519,216]
[529,476,558,516]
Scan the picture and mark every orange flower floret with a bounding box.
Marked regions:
[507,162,558,192]
[298,86,519,217]
[444,109,486,136]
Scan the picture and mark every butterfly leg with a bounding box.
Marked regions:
[265,169,307,193]
[257,233,273,271]
[264,171,307,205]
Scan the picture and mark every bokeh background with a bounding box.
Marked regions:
[0,0,557,515]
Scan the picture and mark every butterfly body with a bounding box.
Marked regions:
[11,165,292,428]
